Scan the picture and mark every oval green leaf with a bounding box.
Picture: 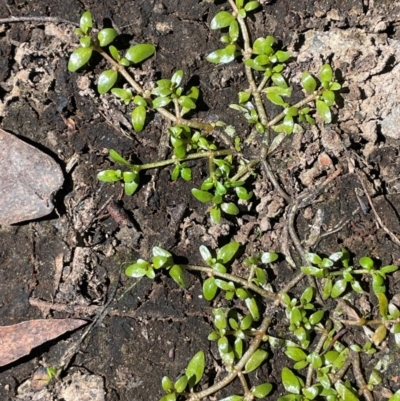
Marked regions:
[282,367,301,395]
[97,28,118,47]
[217,241,239,264]
[125,43,156,64]
[185,351,205,388]
[170,265,186,288]
[203,277,218,301]
[244,349,268,373]
[98,69,118,94]
[68,47,93,72]
[316,99,332,123]
[97,169,122,182]
[301,72,317,93]
[192,188,213,203]
[210,11,235,29]
[131,105,146,132]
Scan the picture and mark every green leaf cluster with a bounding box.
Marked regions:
[160,351,205,401]
[152,70,199,116]
[97,149,140,196]
[192,156,253,223]
[125,246,186,288]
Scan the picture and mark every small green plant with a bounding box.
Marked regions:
[64,2,400,400]
[68,1,341,223]
[124,242,398,401]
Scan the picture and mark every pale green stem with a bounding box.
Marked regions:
[95,46,214,133]
[228,0,269,135]
[180,264,278,301]
[187,316,272,401]
[266,92,320,128]
[134,149,233,171]
[230,158,259,182]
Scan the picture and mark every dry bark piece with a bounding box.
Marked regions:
[0,128,64,225]
[0,319,87,367]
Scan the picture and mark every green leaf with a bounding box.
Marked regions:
[316,99,332,123]
[98,69,118,94]
[331,279,347,298]
[215,279,235,291]
[213,309,227,330]
[309,310,324,325]
[275,50,290,62]
[285,347,307,362]
[253,37,274,55]
[174,375,188,393]
[380,265,398,274]
[112,88,132,104]
[266,92,287,107]
[131,105,146,132]
[217,242,239,264]
[181,167,192,181]
[322,90,335,106]
[388,391,400,401]
[185,351,205,388]
[261,252,278,264]
[301,72,317,93]
[301,287,314,304]
[199,245,212,262]
[170,265,186,288]
[79,36,91,48]
[159,394,176,401]
[221,202,239,215]
[134,95,147,107]
[171,70,183,87]
[244,349,268,373]
[68,47,93,72]
[229,20,239,42]
[334,382,359,401]
[97,28,118,47]
[244,1,260,11]
[330,82,341,91]
[377,292,388,318]
[124,180,139,196]
[161,376,174,393]
[203,277,218,301]
[80,11,92,34]
[218,336,230,354]
[271,73,288,88]
[178,96,196,110]
[125,44,155,64]
[320,64,333,84]
[125,259,150,277]
[235,186,253,201]
[240,314,253,330]
[109,149,130,166]
[192,188,213,203]
[245,296,260,321]
[264,86,292,97]
[210,11,235,29]
[206,45,237,64]
[282,367,301,395]
[372,273,385,294]
[152,97,172,108]
[238,91,251,103]
[97,169,122,182]
[109,45,120,61]
[251,383,273,398]
[358,256,374,270]
[302,385,320,400]
[153,247,172,258]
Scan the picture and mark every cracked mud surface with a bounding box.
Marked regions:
[1,0,400,400]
